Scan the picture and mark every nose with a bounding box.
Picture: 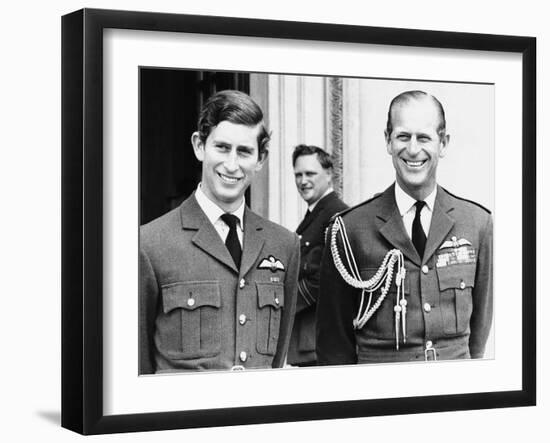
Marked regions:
[223,150,239,172]
[407,136,422,156]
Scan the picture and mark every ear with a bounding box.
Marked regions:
[254,150,268,172]
[384,130,392,155]
[191,132,204,162]
[439,134,450,158]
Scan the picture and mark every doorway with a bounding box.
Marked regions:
[139,69,250,225]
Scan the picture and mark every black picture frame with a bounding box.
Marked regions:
[61,8,536,435]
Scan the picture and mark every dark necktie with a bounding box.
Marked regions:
[221,213,242,268]
[412,201,427,259]
[297,209,312,234]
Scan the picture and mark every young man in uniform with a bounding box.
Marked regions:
[140,90,300,373]
[316,90,493,364]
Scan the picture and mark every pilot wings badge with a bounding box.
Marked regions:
[258,255,285,272]
[437,236,476,268]
[439,236,473,250]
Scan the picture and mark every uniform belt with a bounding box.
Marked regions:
[357,341,470,363]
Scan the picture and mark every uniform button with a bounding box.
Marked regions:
[298,235,302,239]
[423,302,431,313]
[187,298,195,307]
[422,265,429,274]
[239,279,245,289]
[239,314,247,325]
[460,280,466,290]
[305,241,310,247]
[274,297,280,305]
[239,351,247,362]
[451,236,457,242]
[426,340,433,348]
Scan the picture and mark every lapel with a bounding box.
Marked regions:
[377,184,422,266]
[423,186,455,263]
[180,194,238,273]
[240,208,266,277]
[376,184,456,266]
[296,192,335,234]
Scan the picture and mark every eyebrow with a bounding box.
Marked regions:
[212,139,256,150]
[395,130,433,138]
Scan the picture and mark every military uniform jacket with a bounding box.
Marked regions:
[288,192,348,365]
[316,184,493,364]
[139,194,300,373]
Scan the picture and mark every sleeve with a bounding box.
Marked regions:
[295,244,323,313]
[315,222,358,365]
[469,214,493,358]
[139,246,159,374]
[272,234,301,368]
[296,203,349,313]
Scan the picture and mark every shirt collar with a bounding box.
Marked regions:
[308,187,334,212]
[394,182,437,216]
[195,184,245,229]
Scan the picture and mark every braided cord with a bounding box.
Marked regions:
[330,216,406,330]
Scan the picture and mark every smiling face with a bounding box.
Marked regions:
[192,121,266,212]
[385,97,449,201]
[294,154,333,205]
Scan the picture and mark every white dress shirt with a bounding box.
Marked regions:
[394,183,437,240]
[195,184,244,246]
[308,187,334,212]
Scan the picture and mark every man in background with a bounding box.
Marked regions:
[140,90,300,373]
[316,90,493,364]
[288,144,348,366]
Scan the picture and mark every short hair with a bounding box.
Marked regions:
[292,144,334,169]
[385,90,447,139]
[197,90,270,158]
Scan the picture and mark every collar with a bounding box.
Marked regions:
[308,187,334,212]
[394,182,437,216]
[195,184,245,229]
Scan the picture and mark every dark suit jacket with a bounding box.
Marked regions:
[139,193,300,373]
[287,191,348,365]
[316,184,493,364]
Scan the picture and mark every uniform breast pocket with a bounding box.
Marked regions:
[256,282,284,356]
[360,268,410,339]
[161,281,221,359]
[437,263,476,335]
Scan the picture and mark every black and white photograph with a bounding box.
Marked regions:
[5,0,550,439]
[138,69,494,374]
[55,6,538,438]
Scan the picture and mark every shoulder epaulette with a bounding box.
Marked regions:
[441,187,492,214]
[326,192,383,226]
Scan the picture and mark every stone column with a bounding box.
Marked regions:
[250,74,330,231]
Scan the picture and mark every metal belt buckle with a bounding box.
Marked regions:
[230,365,245,371]
[424,342,437,361]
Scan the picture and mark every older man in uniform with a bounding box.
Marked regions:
[140,90,300,373]
[316,90,493,364]
[288,145,348,366]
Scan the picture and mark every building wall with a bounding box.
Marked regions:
[342,79,495,209]
[252,74,494,231]
[251,73,333,231]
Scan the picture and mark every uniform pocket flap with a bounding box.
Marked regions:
[359,267,410,293]
[161,281,221,313]
[256,282,284,309]
[437,263,476,291]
